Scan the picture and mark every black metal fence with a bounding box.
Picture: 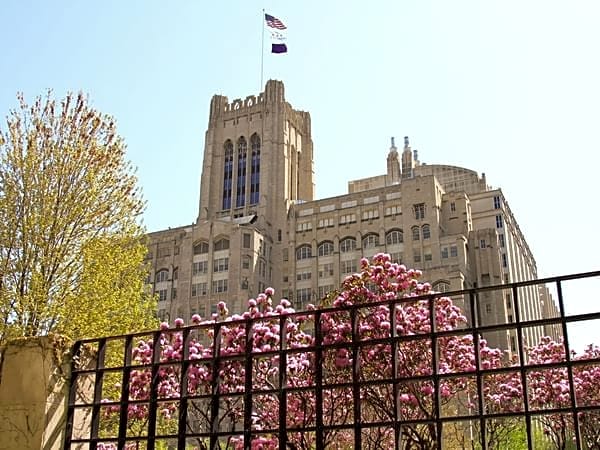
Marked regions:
[64,271,600,449]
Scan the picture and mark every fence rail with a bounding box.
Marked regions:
[64,270,600,450]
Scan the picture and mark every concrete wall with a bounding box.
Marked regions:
[0,336,72,450]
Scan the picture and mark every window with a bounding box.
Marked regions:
[413,250,421,263]
[242,255,251,270]
[433,281,450,293]
[192,261,208,276]
[485,304,492,314]
[506,295,512,309]
[386,230,403,245]
[296,270,312,281]
[422,224,431,240]
[495,215,503,229]
[441,247,449,259]
[318,218,334,228]
[340,237,356,253]
[502,253,508,268]
[236,137,247,208]
[362,234,379,249]
[214,238,230,251]
[243,233,251,249]
[318,285,334,299]
[450,202,456,212]
[157,289,168,302]
[296,221,312,232]
[319,263,334,278]
[296,245,312,260]
[213,257,229,272]
[278,229,282,242]
[157,247,171,258]
[222,140,234,210]
[480,239,486,248]
[450,245,458,257]
[258,259,267,277]
[212,279,228,294]
[424,250,432,261]
[318,241,334,257]
[498,234,505,248]
[389,252,402,263]
[191,282,208,297]
[493,195,501,209]
[341,260,357,274]
[362,209,379,221]
[508,314,514,323]
[155,269,169,283]
[250,133,261,204]
[296,288,312,304]
[339,214,356,225]
[411,226,420,241]
[193,241,209,255]
[385,205,401,216]
[413,203,425,220]
[172,268,178,280]
[510,336,517,352]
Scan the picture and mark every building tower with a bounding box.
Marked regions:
[147,80,314,321]
[386,137,401,185]
[198,79,314,229]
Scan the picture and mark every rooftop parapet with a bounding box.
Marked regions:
[209,80,285,123]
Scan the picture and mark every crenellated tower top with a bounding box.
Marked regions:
[209,80,286,123]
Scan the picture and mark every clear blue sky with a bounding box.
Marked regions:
[2,1,599,339]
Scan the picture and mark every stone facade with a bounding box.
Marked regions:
[146,80,553,354]
[0,336,73,450]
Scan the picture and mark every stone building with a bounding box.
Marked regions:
[146,80,552,353]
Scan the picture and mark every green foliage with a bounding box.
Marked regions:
[0,91,158,344]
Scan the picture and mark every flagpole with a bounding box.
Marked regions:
[260,9,265,91]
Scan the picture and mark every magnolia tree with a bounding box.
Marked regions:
[525,338,600,450]
[97,254,599,450]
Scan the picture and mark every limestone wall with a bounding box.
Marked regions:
[0,335,72,450]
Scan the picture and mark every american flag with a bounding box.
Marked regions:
[265,14,286,30]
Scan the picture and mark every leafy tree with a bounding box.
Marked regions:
[0,91,157,344]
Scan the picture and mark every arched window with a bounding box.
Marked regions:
[250,133,261,204]
[340,237,357,253]
[433,280,451,293]
[422,224,431,240]
[214,238,230,251]
[222,140,233,210]
[386,229,404,245]
[193,241,209,255]
[318,241,334,257]
[362,233,379,249]
[236,137,247,207]
[412,226,420,241]
[155,269,169,283]
[296,245,312,260]
[172,267,178,281]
